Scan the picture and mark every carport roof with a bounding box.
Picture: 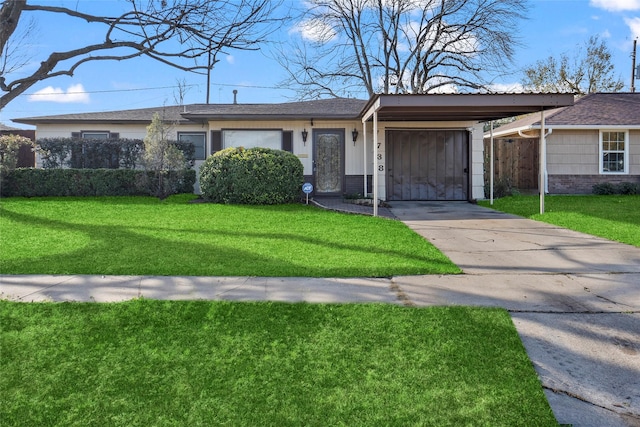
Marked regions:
[361,93,575,122]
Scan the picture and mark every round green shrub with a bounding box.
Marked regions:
[199,147,304,204]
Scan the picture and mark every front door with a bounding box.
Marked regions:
[313,130,345,195]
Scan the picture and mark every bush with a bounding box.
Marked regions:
[592,182,640,195]
[1,168,195,197]
[200,147,303,204]
[484,177,519,199]
[1,135,34,187]
[37,138,194,170]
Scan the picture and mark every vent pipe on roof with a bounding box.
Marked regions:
[233,90,238,104]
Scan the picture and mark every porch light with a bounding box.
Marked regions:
[352,128,359,145]
[302,129,308,145]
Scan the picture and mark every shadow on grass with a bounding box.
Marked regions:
[0,204,458,277]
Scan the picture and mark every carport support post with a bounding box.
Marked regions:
[363,121,367,197]
[539,110,546,214]
[490,121,494,205]
[373,111,379,217]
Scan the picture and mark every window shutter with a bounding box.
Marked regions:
[71,132,81,139]
[282,131,293,152]
[210,130,222,154]
[109,132,120,139]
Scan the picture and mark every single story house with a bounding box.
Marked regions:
[486,93,640,194]
[14,93,573,204]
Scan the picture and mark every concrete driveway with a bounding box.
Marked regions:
[389,201,640,427]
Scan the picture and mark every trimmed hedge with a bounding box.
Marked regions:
[37,138,195,169]
[200,147,303,204]
[592,182,640,195]
[1,168,195,197]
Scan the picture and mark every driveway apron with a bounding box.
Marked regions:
[389,201,640,427]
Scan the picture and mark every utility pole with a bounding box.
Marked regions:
[632,39,637,93]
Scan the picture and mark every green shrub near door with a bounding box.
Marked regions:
[200,147,303,204]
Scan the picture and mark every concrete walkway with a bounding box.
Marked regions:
[1,201,639,426]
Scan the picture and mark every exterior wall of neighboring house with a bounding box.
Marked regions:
[547,129,640,194]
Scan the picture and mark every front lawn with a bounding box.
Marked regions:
[0,195,460,277]
[479,195,640,247]
[0,300,557,426]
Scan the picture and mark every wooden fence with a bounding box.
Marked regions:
[483,137,539,190]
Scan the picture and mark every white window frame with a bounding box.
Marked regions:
[178,132,206,160]
[599,130,629,175]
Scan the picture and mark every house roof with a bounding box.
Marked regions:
[13,98,368,126]
[182,98,367,121]
[13,93,576,127]
[0,123,23,131]
[13,105,194,125]
[489,93,640,137]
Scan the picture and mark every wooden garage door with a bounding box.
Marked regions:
[386,130,469,201]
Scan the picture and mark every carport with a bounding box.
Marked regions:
[360,94,575,216]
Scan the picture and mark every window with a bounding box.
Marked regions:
[178,132,206,160]
[600,130,628,174]
[82,131,110,139]
[223,130,282,150]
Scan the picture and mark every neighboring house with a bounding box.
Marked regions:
[13,93,572,202]
[485,93,640,194]
[0,123,36,167]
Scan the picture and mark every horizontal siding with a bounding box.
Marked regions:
[547,130,598,175]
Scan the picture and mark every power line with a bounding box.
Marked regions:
[24,81,290,97]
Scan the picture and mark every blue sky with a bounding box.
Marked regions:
[2,0,639,129]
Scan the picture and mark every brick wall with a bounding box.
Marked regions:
[549,174,640,194]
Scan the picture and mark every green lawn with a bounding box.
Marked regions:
[0,300,557,426]
[479,195,640,247]
[0,195,460,277]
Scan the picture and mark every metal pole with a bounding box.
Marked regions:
[632,39,637,93]
[490,120,494,205]
[539,110,546,214]
[373,111,379,217]
[363,122,367,197]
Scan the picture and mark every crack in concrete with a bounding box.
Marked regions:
[544,385,640,422]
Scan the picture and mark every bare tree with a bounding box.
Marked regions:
[522,35,624,94]
[278,0,528,99]
[0,0,284,110]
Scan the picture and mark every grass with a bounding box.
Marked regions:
[479,195,640,247]
[0,300,558,426]
[0,195,460,277]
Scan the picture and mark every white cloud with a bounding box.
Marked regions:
[226,55,235,65]
[487,83,526,93]
[625,17,640,38]
[290,18,337,43]
[590,0,640,11]
[28,83,90,103]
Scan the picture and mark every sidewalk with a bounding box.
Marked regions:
[1,200,639,426]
